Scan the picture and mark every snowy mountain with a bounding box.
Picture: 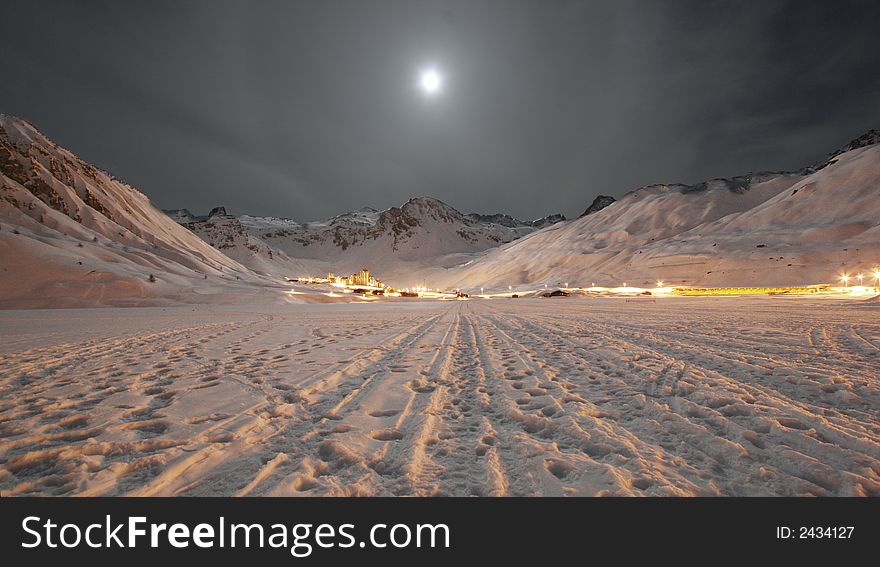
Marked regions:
[171,197,565,285]
[4,110,877,305]
[0,114,268,307]
[442,131,880,290]
[236,197,563,255]
[161,206,309,275]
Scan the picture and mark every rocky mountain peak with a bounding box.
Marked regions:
[208,206,230,218]
[397,197,463,224]
[580,195,616,217]
[833,129,880,155]
[530,213,566,228]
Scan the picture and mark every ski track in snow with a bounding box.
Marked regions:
[0,298,878,496]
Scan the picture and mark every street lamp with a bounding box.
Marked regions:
[840,275,849,288]
[857,273,863,287]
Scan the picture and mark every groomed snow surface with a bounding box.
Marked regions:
[1,296,877,496]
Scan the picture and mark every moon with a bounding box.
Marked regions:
[418,68,443,96]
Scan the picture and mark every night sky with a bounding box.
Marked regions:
[2,0,879,221]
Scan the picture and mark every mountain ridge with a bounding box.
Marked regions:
[3,111,878,303]
[165,195,567,280]
[441,134,880,290]
[0,113,274,307]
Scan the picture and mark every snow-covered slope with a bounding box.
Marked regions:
[163,207,309,276]
[0,114,269,308]
[442,134,880,290]
[243,197,548,255]
[172,198,565,286]
[7,109,875,303]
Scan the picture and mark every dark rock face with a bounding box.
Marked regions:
[529,213,566,228]
[803,129,880,174]
[208,206,230,218]
[830,129,880,158]
[0,114,256,278]
[466,212,521,228]
[163,208,196,222]
[580,195,616,217]
[681,176,751,195]
[178,215,263,253]
[1,123,81,222]
[2,116,129,228]
[466,212,565,228]
[164,206,231,222]
[373,204,425,249]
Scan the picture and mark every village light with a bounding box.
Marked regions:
[657,280,664,287]
[875,270,880,289]
[840,275,849,287]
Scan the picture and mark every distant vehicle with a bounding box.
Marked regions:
[511,294,519,298]
[542,290,569,297]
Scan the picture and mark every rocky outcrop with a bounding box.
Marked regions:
[580,195,616,217]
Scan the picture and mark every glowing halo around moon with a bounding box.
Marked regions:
[418,68,444,96]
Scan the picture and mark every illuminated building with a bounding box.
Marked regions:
[350,268,379,287]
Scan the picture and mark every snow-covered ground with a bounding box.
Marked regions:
[1,296,877,496]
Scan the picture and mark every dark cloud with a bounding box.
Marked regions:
[2,0,878,220]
